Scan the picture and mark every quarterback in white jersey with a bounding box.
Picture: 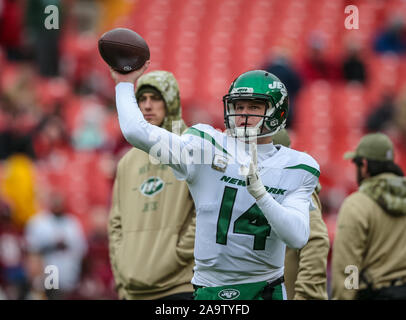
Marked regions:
[111,64,320,300]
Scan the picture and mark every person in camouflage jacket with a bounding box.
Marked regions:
[108,71,196,300]
[332,133,406,300]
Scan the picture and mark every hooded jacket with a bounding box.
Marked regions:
[284,186,330,300]
[136,70,187,133]
[108,71,195,300]
[332,173,406,299]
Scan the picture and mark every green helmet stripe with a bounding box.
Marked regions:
[275,90,287,108]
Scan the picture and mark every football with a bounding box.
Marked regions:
[98,28,150,74]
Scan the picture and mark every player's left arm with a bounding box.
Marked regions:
[246,144,318,249]
[257,172,317,249]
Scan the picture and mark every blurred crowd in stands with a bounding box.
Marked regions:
[0,0,405,299]
[0,0,128,300]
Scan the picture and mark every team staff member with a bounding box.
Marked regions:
[273,129,329,300]
[332,133,406,300]
[108,71,196,300]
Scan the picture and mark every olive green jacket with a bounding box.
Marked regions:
[332,173,406,300]
[284,191,330,300]
[108,71,195,299]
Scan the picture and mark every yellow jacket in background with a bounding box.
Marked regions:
[1,154,38,228]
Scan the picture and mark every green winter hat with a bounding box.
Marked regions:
[344,133,394,161]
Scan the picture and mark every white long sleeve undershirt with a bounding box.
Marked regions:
[257,192,310,249]
[115,82,158,153]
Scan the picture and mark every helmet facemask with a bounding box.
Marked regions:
[223,94,286,141]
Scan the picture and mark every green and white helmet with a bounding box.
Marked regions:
[223,70,289,139]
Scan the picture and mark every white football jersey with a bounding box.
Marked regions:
[172,124,320,287]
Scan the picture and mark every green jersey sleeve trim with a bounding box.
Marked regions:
[184,127,229,155]
[284,164,320,178]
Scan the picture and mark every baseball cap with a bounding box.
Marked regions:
[344,133,394,161]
